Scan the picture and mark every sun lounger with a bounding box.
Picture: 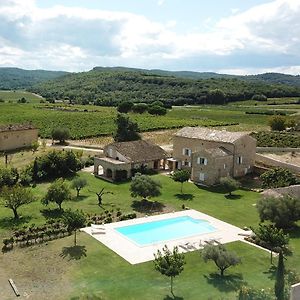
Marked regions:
[185,242,197,250]
[91,228,106,235]
[204,238,221,245]
[178,244,189,252]
[91,224,105,229]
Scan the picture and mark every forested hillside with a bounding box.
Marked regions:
[244,73,300,87]
[29,68,300,105]
[0,67,69,89]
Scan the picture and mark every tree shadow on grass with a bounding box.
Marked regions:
[174,193,194,201]
[131,199,165,213]
[40,208,64,219]
[287,225,300,239]
[164,295,184,300]
[195,184,227,194]
[225,194,242,200]
[72,195,89,202]
[60,245,87,261]
[263,264,277,280]
[204,273,245,293]
[0,215,32,229]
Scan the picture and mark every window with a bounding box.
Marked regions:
[237,156,243,164]
[182,160,191,167]
[182,148,191,156]
[224,164,226,169]
[197,157,207,165]
[108,148,113,157]
[199,173,205,181]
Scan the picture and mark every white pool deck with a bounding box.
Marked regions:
[81,209,251,264]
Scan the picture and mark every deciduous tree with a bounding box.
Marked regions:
[251,224,289,264]
[154,245,185,296]
[117,100,134,113]
[171,170,190,193]
[269,115,286,131]
[42,178,71,210]
[0,184,35,219]
[114,113,141,142]
[260,167,296,188]
[62,209,86,246]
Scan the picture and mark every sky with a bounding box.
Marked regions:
[0,0,300,75]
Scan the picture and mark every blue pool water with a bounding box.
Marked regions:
[115,216,216,246]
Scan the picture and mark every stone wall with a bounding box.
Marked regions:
[0,128,38,151]
[255,153,300,174]
[256,147,300,153]
[291,282,300,300]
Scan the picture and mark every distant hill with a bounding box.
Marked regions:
[29,67,300,106]
[244,72,300,87]
[93,67,300,86]
[92,66,236,80]
[0,67,69,90]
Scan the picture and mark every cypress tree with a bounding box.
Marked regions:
[275,251,285,300]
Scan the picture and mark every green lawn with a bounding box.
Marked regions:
[69,237,273,300]
[0,173,299,299]
[0,173,261,236]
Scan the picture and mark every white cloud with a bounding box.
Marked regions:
[0,0,299,74]
[219,65,300,76]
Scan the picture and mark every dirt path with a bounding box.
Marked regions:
[263,152,300,166]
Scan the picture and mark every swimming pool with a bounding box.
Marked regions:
[115,215,216,246]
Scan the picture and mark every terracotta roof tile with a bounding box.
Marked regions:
[106,140,169,163]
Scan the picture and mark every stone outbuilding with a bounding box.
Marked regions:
[94,140,169,182]
[0,123,38,152]
[171,127,256,185]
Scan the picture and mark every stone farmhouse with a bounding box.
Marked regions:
[0,123,38,152]
[170,127,256,185]
[94,140,169,182]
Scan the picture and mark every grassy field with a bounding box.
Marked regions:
[0,172,299,299]
[0,90,43,103]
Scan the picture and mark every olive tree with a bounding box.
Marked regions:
[219,176,240,196]
[130,173,161,200]
[51,127,70,144]
[256,195,300,228]
[154,245,185,296]
[202,244,241,276]
[71,177,88,198]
